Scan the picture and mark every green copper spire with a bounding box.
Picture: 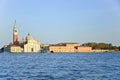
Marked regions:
[13,20,18,34]
[14,20,17,28]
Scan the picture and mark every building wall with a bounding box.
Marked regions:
[4,45,23,53]
[49,46,75,53]
[49,43,80,53]
[41,44,49,53]
[77,46,92,52]
[10,46,23,53]
[24,39,40,52]
[49,43,93,53]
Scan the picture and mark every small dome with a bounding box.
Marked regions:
[26,33,33,40]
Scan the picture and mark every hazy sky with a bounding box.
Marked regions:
[0,0,120,47]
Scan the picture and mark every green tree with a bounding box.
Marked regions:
[82,42,117,50]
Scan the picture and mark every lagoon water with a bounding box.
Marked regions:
[0,52,120,80]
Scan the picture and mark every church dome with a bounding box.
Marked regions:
[26,33,33,41]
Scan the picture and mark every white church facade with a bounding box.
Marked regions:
[24,33,40,52]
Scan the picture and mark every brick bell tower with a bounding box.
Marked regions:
[13,20,18,44]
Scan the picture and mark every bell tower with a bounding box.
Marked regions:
[13,20,18,44]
